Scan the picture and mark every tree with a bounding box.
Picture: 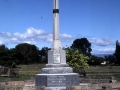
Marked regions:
[15,43,40,64]
[88,55,105,65]
[9,48,19,65]
[0,44,9,66]
[114,40,120,65]
[71,38,92,56]
[104,55,116,65]
[0,45,18,67]
[39,47,50,63]
[66,48,89,68]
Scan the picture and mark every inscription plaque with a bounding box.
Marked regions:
[53,50,60,64]
[47,75,66,87]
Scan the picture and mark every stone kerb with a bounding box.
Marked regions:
[23,86,45,90]
[7,81,25,86]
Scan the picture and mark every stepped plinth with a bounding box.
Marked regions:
[35,63,79,90]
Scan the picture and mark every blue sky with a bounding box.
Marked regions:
[0,0,120,54]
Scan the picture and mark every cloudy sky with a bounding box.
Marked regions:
[0,0,120,54]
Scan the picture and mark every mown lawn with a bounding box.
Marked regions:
[0,64,45,82]
[0,64,120,82]
[86,66,120,73]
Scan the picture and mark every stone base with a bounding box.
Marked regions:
[35,73,79,87]
[42,67,73,74]
[46,87,66,90]
[42,64,72,74]
[23,85,45,90]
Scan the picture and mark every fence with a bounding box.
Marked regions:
[0,67,20,77]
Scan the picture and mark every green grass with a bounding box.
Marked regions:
[0,74,33,82]
[86,66,120,73]
[19,64,45,75]
[0,64,120,82]
[0,64,45,82]
[113,74,120,81]
[90,74,111,79]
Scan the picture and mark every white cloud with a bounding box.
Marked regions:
[92,48,115,54]
[0,27,74,45]
[88,38,115,46]
[0,27,117,54]
[61,33,74,42]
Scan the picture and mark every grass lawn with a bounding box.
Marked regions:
[0,64,120,82]
[0,64,45,82]
[86,66,120,73]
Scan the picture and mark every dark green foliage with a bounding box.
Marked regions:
[39,47,50,63]
[71,38,92,56]
[114,40,120,65]
[0,45,18,67]
[0,43,50,66]
[15,43,40,64]
[88,55,105,65]
[104,55,116,65]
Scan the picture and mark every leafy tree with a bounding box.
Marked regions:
[71,38,92,56]
[0,44,9,66]
[104,55,116,65]
[88,55,105,65]
[114,40,120,65]
[9,48,19,65]
[39,47,50,63]
[0,45,18,67]
[15,43,40,64]
[66,48,89,68]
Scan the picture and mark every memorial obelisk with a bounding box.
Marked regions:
[52,0,62,50]
[35,0,79,89]
[48,0,66,65]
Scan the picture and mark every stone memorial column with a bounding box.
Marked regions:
[35,0,79,89]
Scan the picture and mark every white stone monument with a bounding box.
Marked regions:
[35,0,79,90]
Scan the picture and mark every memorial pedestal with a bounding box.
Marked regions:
[35,73,79,87]
[35,64,80,90]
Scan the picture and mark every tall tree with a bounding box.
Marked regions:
[71,38,92,56]
[114,40,120,65]
[0,45,17,67]
[39,47,50,63]
[15,43,40,64]
[88,55,105,65]
[0,44,9,66]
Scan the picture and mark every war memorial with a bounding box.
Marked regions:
[35,0,79,89]
[0,0,120,90]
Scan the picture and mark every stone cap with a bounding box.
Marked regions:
[42,67,73,74]
[45,64,69,68]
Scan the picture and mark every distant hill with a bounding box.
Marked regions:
[93,54,113,58]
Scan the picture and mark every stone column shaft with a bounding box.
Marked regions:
[52,0,62,50]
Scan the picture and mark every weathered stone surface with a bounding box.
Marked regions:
[23,86,45,90]
[48,50,66,64]
[35,73,79,87]
[46,87,66,90]
[45,64,69,68]
[42,67,73,74]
